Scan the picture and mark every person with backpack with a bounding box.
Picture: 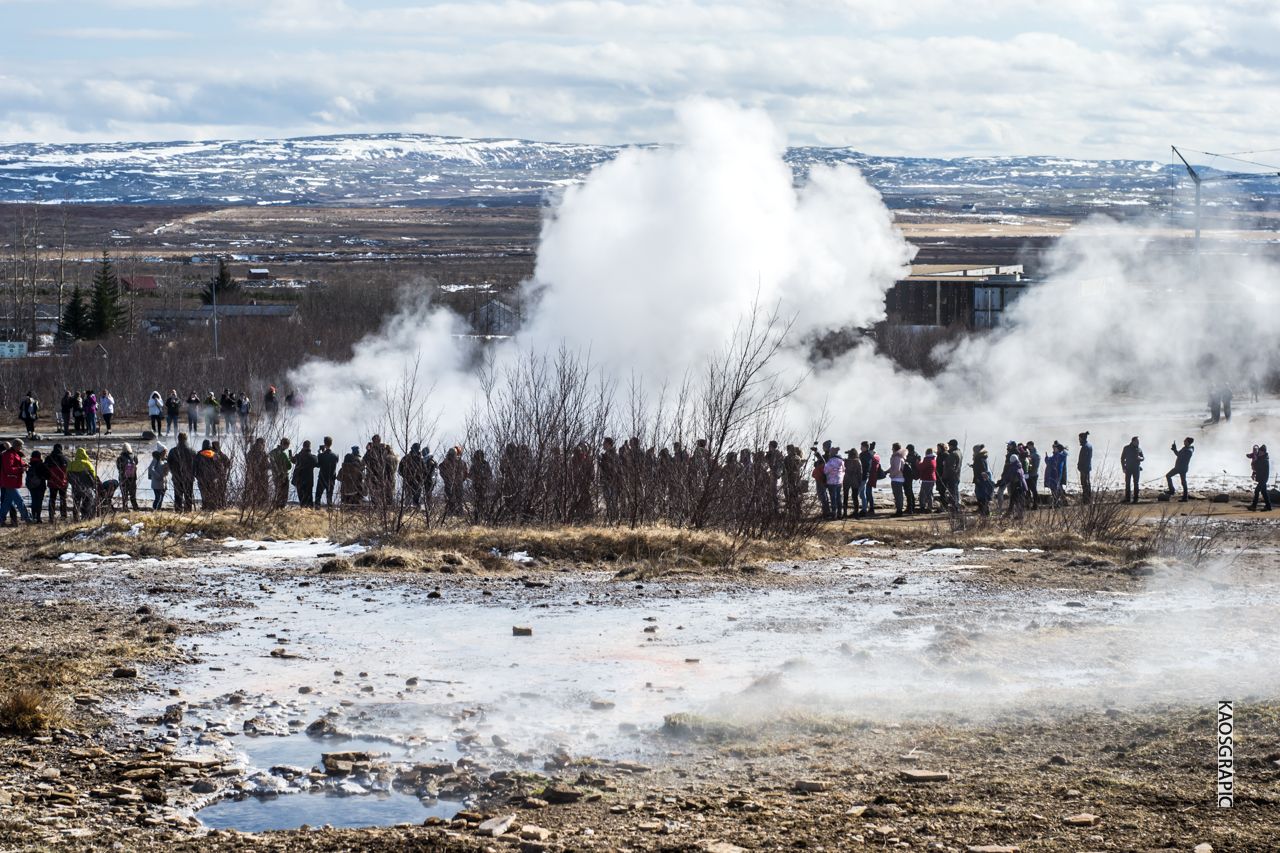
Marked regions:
[903,444,920,514]
[842,448,862,518]
[18,391,38,438]
[147,449,169,511]
[117,444,140,511]
[67,447,98,520]
[0,439,33,525]
[1164,437,1194,502]
[147,391,165,436]
[1001,441,1028,517]
[46,443,69,520]
[1248,445,1272,512]
[26,449,48,523]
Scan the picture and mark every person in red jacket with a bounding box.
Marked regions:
[917,446,938,512]
[0,438,33,525]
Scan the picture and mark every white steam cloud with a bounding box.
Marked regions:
[290,100,1278,484]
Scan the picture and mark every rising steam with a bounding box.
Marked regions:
[289,100,1278,479]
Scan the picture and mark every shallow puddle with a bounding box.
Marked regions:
[199,791,461,832]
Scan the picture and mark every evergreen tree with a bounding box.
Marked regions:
[88,251,125,338]
[60,285,90,341]
[200,257,240,305]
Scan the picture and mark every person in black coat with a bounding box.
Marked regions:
[1249,445,1272,512]
[1164,437,1194,502]
[1120,436,1143,504]
[292,440,318,508]
[315,437,339,507]
[168,433,197,512]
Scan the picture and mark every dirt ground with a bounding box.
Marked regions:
[0,510,1277,852]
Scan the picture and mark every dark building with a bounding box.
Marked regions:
[469,299,520,337]
[885,264,1030,328]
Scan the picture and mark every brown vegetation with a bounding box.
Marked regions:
[0,688,66,735]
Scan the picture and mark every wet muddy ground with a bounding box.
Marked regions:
[2,523,1279,851]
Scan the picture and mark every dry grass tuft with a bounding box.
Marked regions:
[0,688,66,735]
[387,524,823,573]
[352,547,427,571]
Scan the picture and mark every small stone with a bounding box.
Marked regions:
[112,667,137,679]
[703,843,747,853]
[1047,754,1071,766]
[191,780,217,794]
[1194,844,1213,853]
[637,821,663,832]
[512,626,533,637]
[967,846,1020,853]
[520,825,552,842]
[523,797,548,809]
[541,785,582,804]
[477,814,516,837]
[793,779,830,793]
[900,769,949,783]
[1062,813,1100,827]
[590,698,616,711]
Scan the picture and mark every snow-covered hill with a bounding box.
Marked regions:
[0,132,1271,212]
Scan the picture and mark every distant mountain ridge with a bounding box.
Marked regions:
[0,132,1272,213]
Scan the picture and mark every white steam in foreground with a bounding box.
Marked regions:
[289,100,1279,476]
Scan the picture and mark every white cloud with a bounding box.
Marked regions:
[1,0,1278,156]
[44,27,191,39]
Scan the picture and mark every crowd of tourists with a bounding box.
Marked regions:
[15,386,301,441]
[0,423,1273,526]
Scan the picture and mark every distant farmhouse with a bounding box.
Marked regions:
[120,275,160,293]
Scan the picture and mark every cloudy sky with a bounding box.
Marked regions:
[2,0,1278,158]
